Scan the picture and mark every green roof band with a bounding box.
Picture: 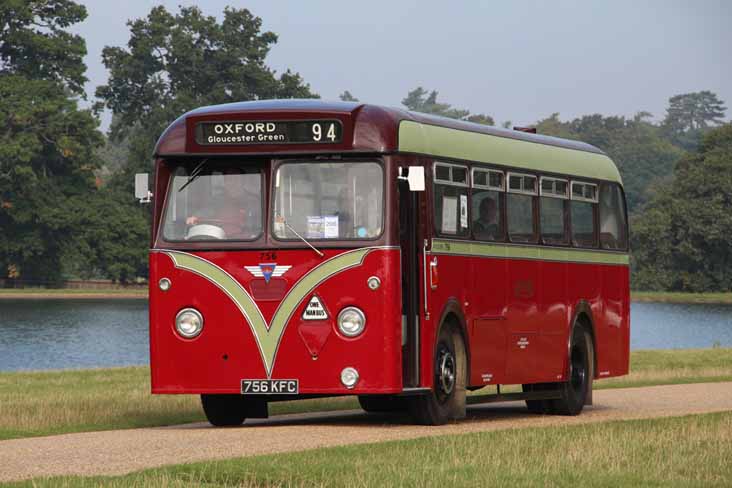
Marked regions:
[398,120,623,184]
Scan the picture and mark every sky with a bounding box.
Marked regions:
[72,0,731,132]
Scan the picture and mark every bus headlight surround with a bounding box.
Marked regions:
[337,307,366,337]
[175,308,204,339]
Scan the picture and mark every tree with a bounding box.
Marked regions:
[339,90,358,102]
[632,124,732,291]
[663,91,727,151]
[401,86,494,125]
[92,5,319,282]
[536,112,683,212]
[0,1,103,283]
[402,87,469,119]
[96,5,318,181]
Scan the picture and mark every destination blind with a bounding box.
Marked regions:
[196,120,343,145]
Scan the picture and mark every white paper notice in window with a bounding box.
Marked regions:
[323,216,339,238]
[442,196,457,234]
[460,194,468,229]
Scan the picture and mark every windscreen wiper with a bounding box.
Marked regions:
[278,214,324,258]
[178,159,209,193]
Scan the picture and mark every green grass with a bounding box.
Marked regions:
[632,291,732,304]
[1,348,731,442]
[6,411,732,487]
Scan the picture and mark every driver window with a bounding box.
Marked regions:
[162,164,263,242]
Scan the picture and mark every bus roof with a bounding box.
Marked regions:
[155,99,622,184]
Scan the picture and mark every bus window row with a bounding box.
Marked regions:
[432,161,628,251]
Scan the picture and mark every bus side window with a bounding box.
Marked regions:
[433,162,470,237]
[539,177,569,245]
[570,181,598,248]
[599,183,628,250]
[507,173,538,243]
[471,167,504,241]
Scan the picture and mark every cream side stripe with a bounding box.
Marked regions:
[164,247,374,377]
[431,239,629,265]
[398,120,623,184]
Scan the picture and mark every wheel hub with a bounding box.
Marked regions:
[437,349,456,396]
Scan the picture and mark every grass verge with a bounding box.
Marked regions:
[1,347,731,441]
[6,411,732,487]
[632,291,732,304]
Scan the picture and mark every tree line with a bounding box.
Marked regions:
[1,1,730,291]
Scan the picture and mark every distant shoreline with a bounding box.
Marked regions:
[0,289,147,300]
[1,289,730,304]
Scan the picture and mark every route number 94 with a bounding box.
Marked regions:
[312,122,337,142]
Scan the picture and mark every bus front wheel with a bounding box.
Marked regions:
[408,323,466,425]
[200,394,249,427]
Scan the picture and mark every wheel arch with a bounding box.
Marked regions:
[435,298,471,383]
[569,300,598,379]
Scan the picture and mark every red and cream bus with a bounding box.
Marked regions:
[137,100,629,426]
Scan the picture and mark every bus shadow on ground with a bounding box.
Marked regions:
[172,403,612,430]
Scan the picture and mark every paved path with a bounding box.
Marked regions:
[2,382,732,482]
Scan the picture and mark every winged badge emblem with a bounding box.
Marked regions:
[244,263,292,283]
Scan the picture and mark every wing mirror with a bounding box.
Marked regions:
[135,173,152,203]
[399,166,425,192]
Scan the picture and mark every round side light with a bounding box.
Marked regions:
[337,307,366,337]
[159,278,171,291]
[340,367,359,389]
[175,308,204,339]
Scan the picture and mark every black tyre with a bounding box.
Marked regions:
[408,323,467,425]
[200,394,247,427]
[551,325,593,416]
[358,395,407,413]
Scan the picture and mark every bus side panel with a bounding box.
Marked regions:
[421,253,469,389]
[503,258,541,384]
[566,261,603,379]
[469,256,508,386]
[535,259,569,382]
[600,263,630,377]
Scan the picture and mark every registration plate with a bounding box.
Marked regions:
[241,379,299,394]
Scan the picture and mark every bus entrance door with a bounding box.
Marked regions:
[399,173,421,388]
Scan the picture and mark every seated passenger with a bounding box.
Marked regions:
[474,197,499,240]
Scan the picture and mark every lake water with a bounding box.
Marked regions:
[0,300,730,371]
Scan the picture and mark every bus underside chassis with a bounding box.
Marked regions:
[197,323,593,427]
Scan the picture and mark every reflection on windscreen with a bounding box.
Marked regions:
[162,166,262,241]
[273,162,383,240]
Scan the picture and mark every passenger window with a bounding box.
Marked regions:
[471,168,504,241]
[507,173,537,243]
[599,183,628,250]
[571,202,596,247]
[433,162,469,237]
[570,181,598,248]
[540,177,568,245]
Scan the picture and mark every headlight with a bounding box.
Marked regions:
[175,308,204,338]
[337,307,366,337]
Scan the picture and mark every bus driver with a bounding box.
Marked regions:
[185,169,261,240]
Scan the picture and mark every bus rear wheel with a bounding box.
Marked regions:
[408,323,466,425]
[551,325,593,416]
[358,395,406,413]
[200,394,249,426]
